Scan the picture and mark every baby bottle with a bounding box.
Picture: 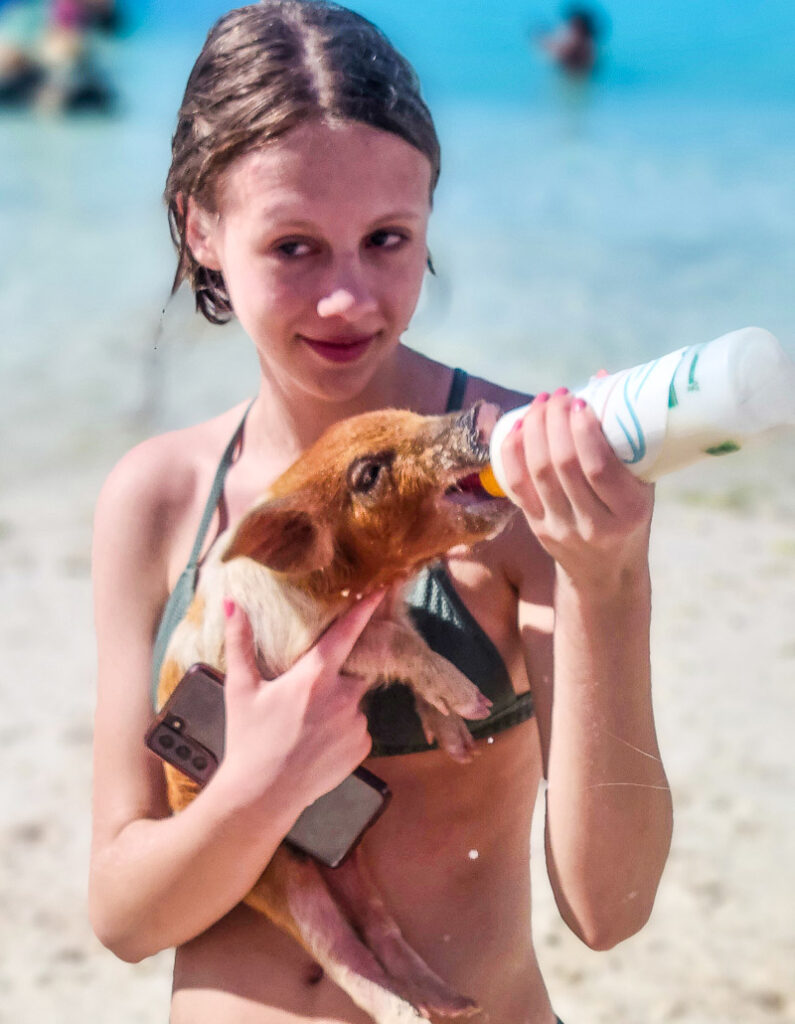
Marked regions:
[481,327,795,498]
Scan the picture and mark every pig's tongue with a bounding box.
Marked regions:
[457,473,484,493]
[445,473,494,504]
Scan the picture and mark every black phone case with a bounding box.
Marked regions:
[146,663,225,785]
[289,765,391,867]
[146,663,390,867]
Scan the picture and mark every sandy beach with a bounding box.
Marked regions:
[0,414,792,1023]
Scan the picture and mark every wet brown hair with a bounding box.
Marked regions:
[165,0,441,324]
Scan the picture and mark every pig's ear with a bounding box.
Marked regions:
[221,498,334,575]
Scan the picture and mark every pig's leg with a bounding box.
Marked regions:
[246,847,427,1023]
[347,621,491,721]
[412,695,477,764]
[320,849,479,1019]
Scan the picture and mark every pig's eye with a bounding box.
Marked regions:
[348,454,392,495]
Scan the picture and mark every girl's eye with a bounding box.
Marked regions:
[273,238,314,258]
[367,229,406,250]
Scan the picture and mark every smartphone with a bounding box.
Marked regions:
[145,663,391,867]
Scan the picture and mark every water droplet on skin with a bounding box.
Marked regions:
[468,849,479,860]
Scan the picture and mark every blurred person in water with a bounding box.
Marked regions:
[0,0,44,99]
[0,0,118,110]
[534,5,602,77]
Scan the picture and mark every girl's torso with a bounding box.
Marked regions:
[171,723,549,1024]
[151,365,556,1022]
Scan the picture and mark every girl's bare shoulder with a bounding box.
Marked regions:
[400,348,531,415]
[460,371,531,413]
[93,404,250,558]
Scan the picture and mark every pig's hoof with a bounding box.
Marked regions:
[416,701,476,763]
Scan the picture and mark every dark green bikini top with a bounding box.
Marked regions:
[151,370,534,756]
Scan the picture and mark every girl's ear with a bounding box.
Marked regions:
[184,197,223,270]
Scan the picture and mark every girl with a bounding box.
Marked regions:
[89,3,673,1022]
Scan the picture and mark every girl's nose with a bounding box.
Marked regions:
[316,262,377,319]
[317,288,358,318]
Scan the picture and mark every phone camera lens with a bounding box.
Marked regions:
[192,756,208,771]
[158,733,175,750]
[175,744,191,760]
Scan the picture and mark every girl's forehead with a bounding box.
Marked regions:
[217,120,432,220]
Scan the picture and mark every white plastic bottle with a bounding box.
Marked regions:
[481,327,795,498]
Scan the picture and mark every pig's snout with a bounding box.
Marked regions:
[455,401,501,452]
[473,402,500,447]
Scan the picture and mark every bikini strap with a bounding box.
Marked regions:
[184,399,255,570]
[150,400,254,705]
[445,367,469,412]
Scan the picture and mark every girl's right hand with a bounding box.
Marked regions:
[498,391,654,591]
[213,592,384,813]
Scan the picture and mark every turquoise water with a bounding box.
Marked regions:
[2,1,794,479]
[131,0,795,103]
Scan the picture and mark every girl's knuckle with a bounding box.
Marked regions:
[531,460,556,486]
[586,455,611,483]
[546,523,571,548]
[556,450,580,477]
[579,517,598,544]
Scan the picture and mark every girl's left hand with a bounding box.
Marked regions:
[498,388,655,588]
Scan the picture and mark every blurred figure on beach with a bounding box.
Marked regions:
[0,0,119,112]
[533,4,602,77]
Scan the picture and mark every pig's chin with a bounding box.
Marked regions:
[466,499,516,535]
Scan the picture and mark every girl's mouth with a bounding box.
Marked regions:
[300,334,377,364]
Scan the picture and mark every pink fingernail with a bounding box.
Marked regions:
[533,392,550,404]
[510,416,525,434]
[223,599,235,619]
[553,386,569,397]
[572,398,587,412]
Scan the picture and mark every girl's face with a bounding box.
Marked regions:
[187,119,433,404]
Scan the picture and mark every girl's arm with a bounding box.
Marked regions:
[505,391,673,950]
[89,448,380,962]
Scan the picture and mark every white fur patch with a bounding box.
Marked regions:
[163,528,339,679]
